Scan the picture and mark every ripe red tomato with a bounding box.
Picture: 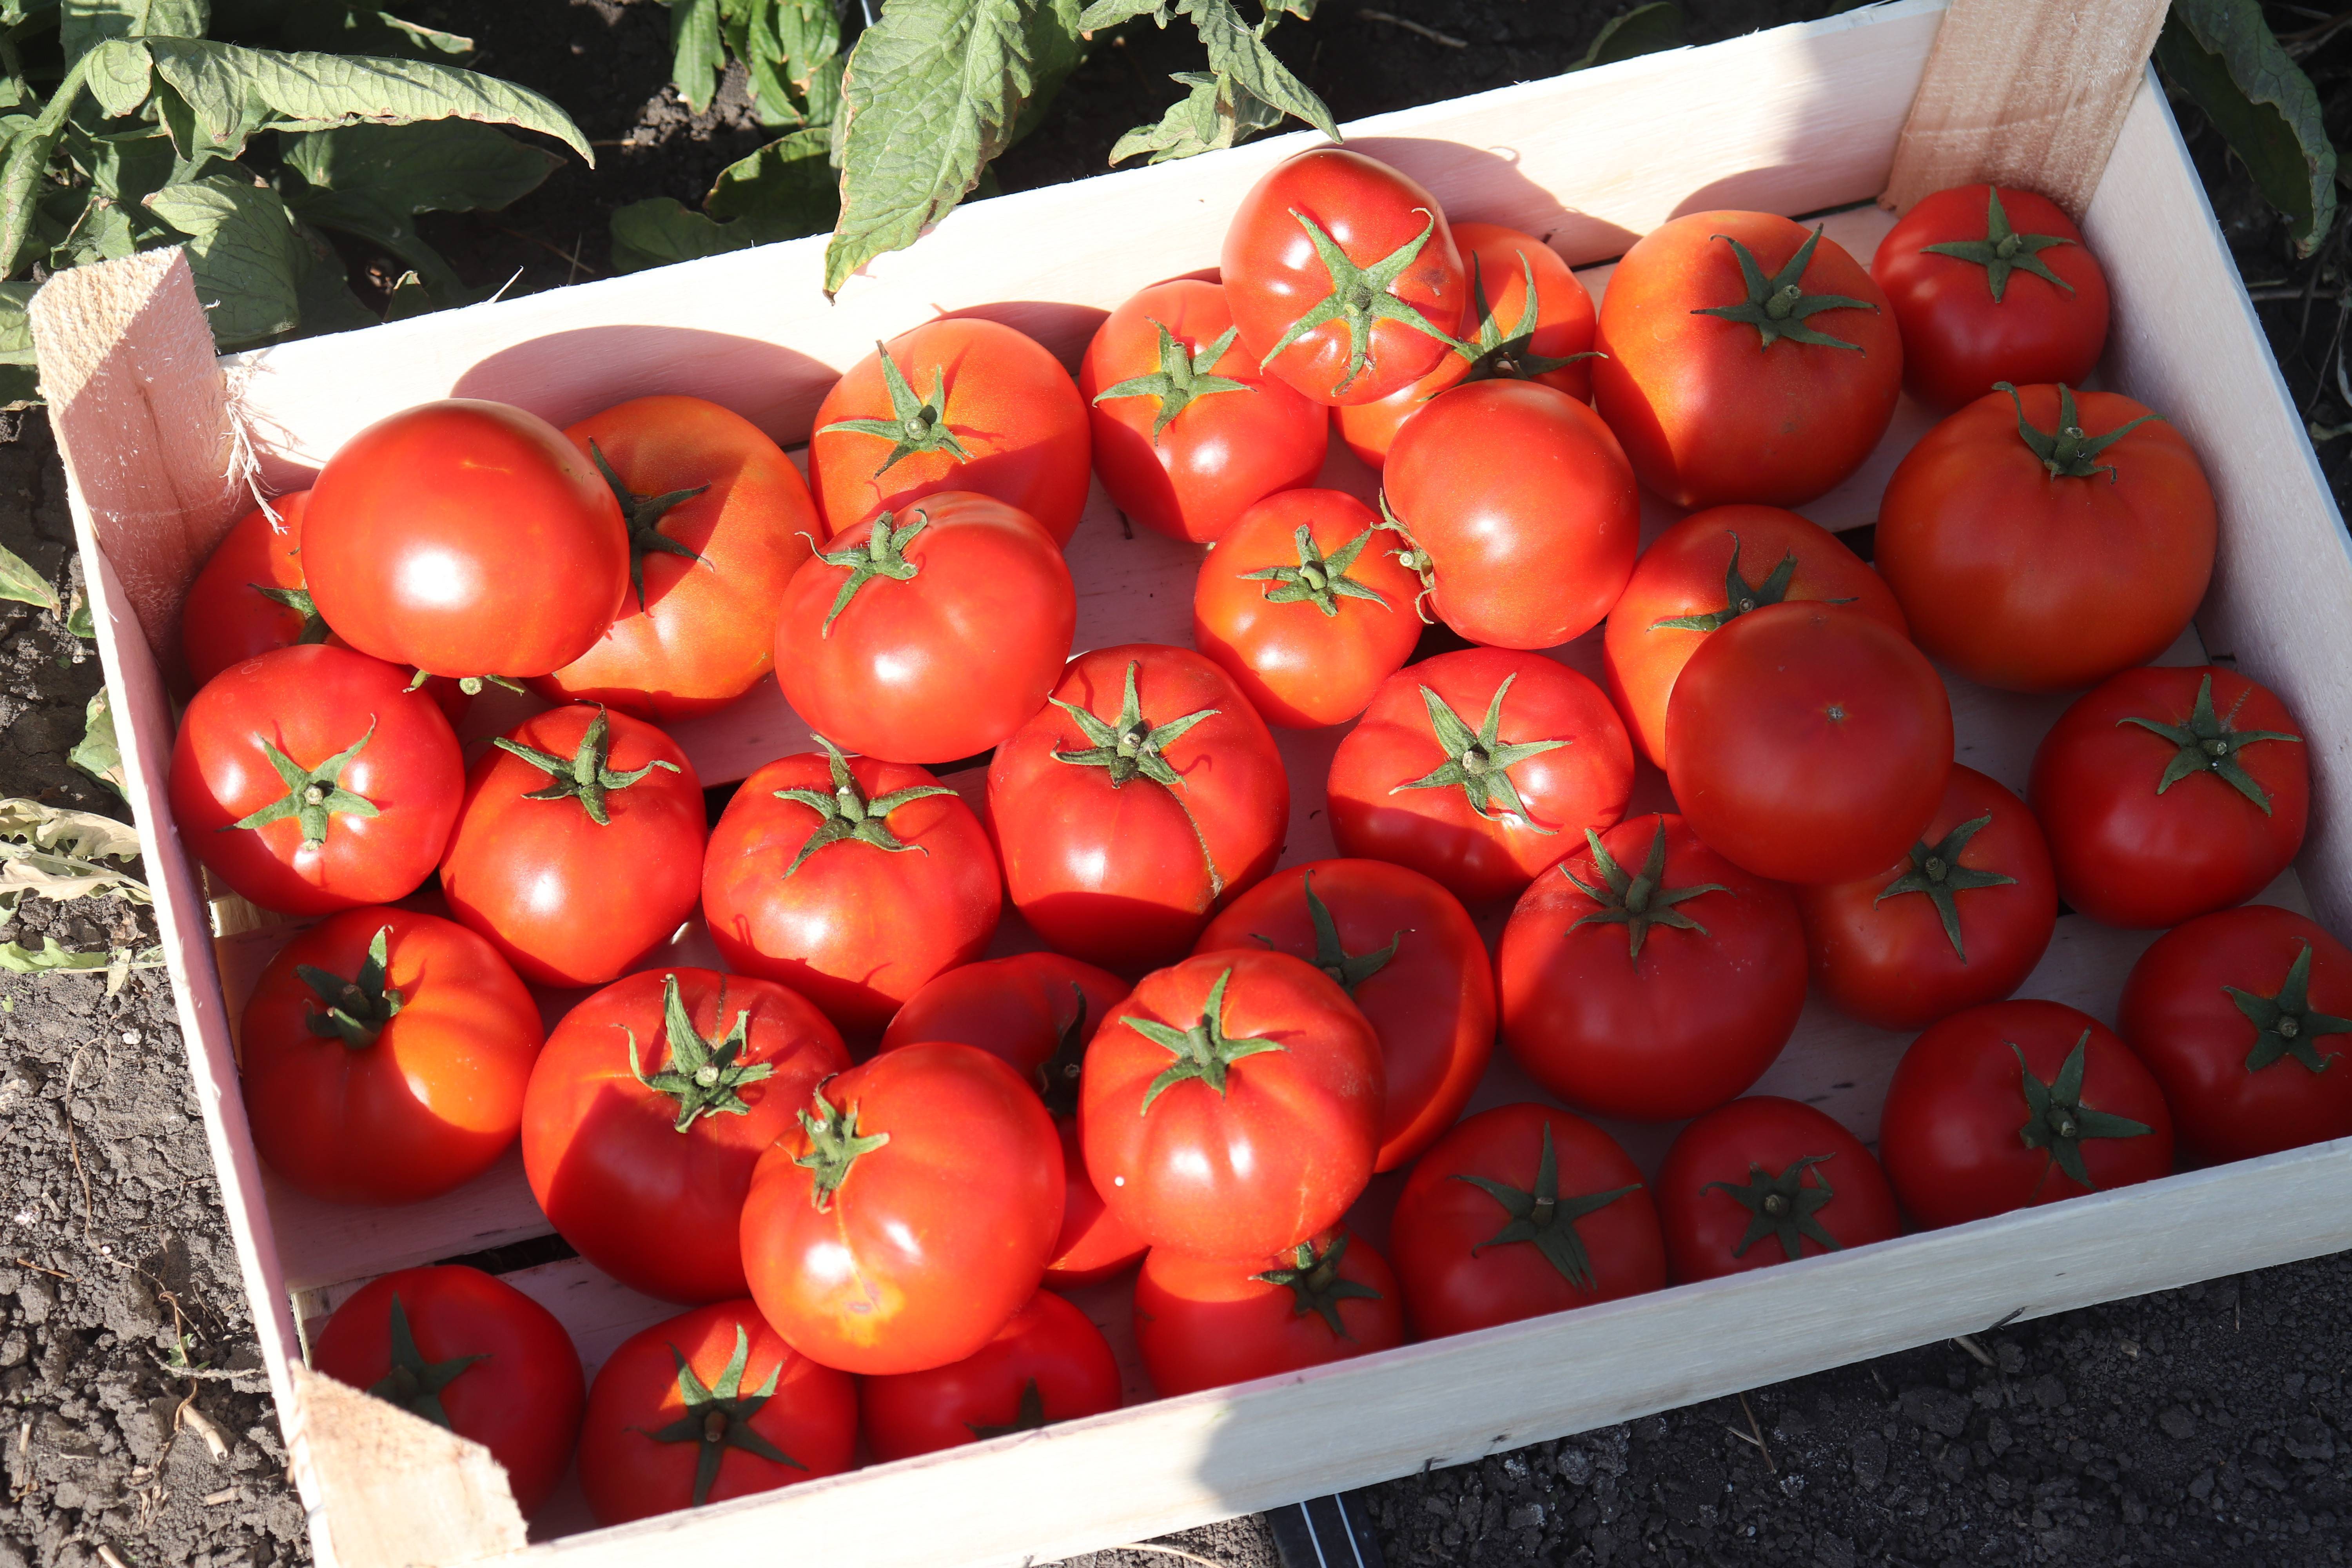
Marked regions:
[1191,488,1423,729]
[1795,765,2058,1031]
[181,492,320,686]
[1080,278,1328,543]
[1876,383,2214,692]
[987,645,1288,971]
[1601,504,1906,768]
[1497,814,1807,1122]
[1327,647,1633,905]
[1388,1103,1664,1339]
[775,491,1075,764]
[858,1289,1121,1461]
[1220,147,1468,406]
[809,319,1091,545]
[310,1265,583,1517]
[1134,1228,1404,1397]
[1654,1097,1901,1285]
[438,704,706,989]
[1081,949,1383,1259]
[1871,185,2111,411]
[577,1298,854,1525]
[522,969,849,1303]
[240,907,540,1205]
[1197,858,1493,1171]
[1665,602,1951,885]
[1593,212,1901,508]
[2029,665,2308,929]
[1879,999,2174,1229]
[739,1042,1063,1374]
[169,643,462,916]
[304,399,628,679]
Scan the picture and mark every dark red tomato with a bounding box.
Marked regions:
[304,399,628,679]
[1327,647,1634,906]
[1879,999,2174,1228]
[577,1298,854,1526]
[1388,1103,1664,1339]
[181,492,319,686]
[1220,147,1468,406]
[1666,602,1952,885]
[2029,665,2308,929]
[1654,1096,1901,1285]
[1602,504,1906,768]
[169,643,462,916]
[775,491,1076,764]
[739,1042,1063,1374]
[240,906,540,1205]
[522,968,848,1303]
[1198,858,1493,1171]
[986,644,1288,971]
[1497,814,1807,1122]
[809,319,1092,545]
[536,396,822,722]
[1871,184,2111,412]
[438,704,706,989]
[704,743,1000,1035]
[1082,949,1383,1259]
[1134,1228,1404,1397]
[859,1289,1122,1461]
[1593,212,1901,508]
[310,1265,584,1517]
[1877,384,2214,692]
[1080,278,1328,543]
[2119,904,2352,1163]
[1191,488,1423,729]
[1795,765,2058,1031]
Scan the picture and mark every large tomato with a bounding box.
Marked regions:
[1134,1229,1404,1397]
[1653,1097,1901,1285]
[1593,212,1900,508]
[858,1289,1122,1461]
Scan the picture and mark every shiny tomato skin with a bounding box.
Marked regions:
[1080,278,1328,543]
[181,492,316,686]
[740,1042,1064,1375]
[859,1289,1122,1461]
[1134,1228,1404,1397]
[311,1265,583,1517]
[2028,666,2308,929]
[1654,1096,1900,1285]
[304,399,628,678]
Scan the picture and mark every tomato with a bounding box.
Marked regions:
[1496,814,1807,1122]
[704,742,1000,1035]
[1653,1097,1901,1285]
[1665,602,1951,885]
[1871,185,2111,411]
[2029,665,2308,929]
[535,396,822,722]
[1197,858,1492,1171]
[169,643,462,916]
[986,645,1288,971]
[739,1041,1063,1374]
[1191,489,1423,729]
[1220,147,1468,406]
[775,491,1076,764]
[1601,505,1906,768]
[181,492,321,686]
[1795,765,2058,1031]
[2119,904,2352,1163]
[1134,1229,1404,1397]
[1081,949,1383,1259]
[310,1265,583,1517]
[438,704,706,989]
[1876,383,2214,692]
[859,1289,1121,1461]
[523,969,848,1303]
[1080,278,1328,543]
[239,907,540,1205]
[304,399,628,680]
[1388,1103,1664,1339]
[577,1299,854,1525]
[1327,647,1633,905]
[809,319,1092,546]
[1593,212,1901,508]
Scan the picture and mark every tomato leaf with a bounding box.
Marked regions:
[69,689,130,804]
[287,220,381,335]
[1178,0,1332,142]
[1570,2,1683,71]
[708,125,839,235]
[0,76,88,277]
[0,796,150,918]
[609,196,757,274]
[669,0,728,113]
[2157,0,2336,258]
[1109,68,1280,166]
[143,174,307,345]
[61,0,210,68]
[0,936,165,994]
[0,540,57,613]
[0,281,35,370]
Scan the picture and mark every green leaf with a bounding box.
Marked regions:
[62,0,207,67]
[288,219,380,336]
[707,125,837,237]
[0,68,89,278]
[0,280,34,367]
[669,0,726,113]
[0,539,56,611]
[67,126,178,205]
[0,936,165,989]
[270,4,474,60]
[1176,0,1334,143]
[1571,2,1682,70]
[0,365,38,410]
[381,268,432,319]
[83,36,156,117]
[771,0,844,124]
[1110,68,1279,165]
[609,196,754,274]
[143,174,305,346]
[70,688,128,801]
[64,585,92,638]
[1076,0,1160,28]
[2157,0,2337,257]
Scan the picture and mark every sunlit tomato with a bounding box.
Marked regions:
[181,492,320,686]
[1654,1097,1901,1285]
[1135,1229,1404,1397]
[859,1289,1121,1461]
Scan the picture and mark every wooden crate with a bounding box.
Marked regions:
[30,1,2352,1564]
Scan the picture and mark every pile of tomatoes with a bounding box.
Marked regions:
[165,148,2348,1526]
